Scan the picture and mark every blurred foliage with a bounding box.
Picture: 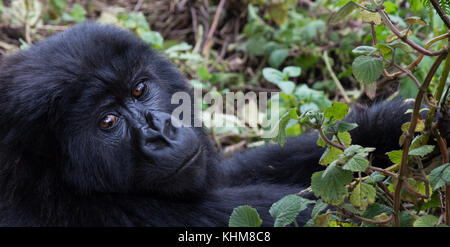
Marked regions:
[0,0,449,227]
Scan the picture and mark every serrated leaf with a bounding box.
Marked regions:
[273,108,298,146]
[262,68,284,84]
[336,122,358,132]
[343,153,369,172]
[229,205,263,227]
[324,102,349,121]
[408,145,434,157]
[360,10,382,25]
[311,199,328,219]
[269,195,313,227]
[386,150,402,164]
[352,46,377,55]
[329,1,359,24]
[404,16,427,26]
[282,66,302,78]
[319,146,343,166]
[413,215,439,227]
[350,182,376,210]
[335,131,352,146]
[352,56,383,84]
[311,168,353,205]
[429,163,450,190]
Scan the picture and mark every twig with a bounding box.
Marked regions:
[429,0,450,29]
[377,7,447,57]
[318,127,346,151]
[322,51,351,103]
[202,0,226,56]
[392,52,447,226]
[368,166,398,178]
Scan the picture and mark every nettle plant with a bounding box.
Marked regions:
[228,0,449,227]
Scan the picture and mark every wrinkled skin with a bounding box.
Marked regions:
[0,23,445,226]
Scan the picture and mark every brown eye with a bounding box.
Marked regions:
[132,82,146,98]
[99,115,118,129]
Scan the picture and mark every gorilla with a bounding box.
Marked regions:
[0,23,440,226]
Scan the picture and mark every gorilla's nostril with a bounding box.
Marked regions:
[163,119,176,139]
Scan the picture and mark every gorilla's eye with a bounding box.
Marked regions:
[99,115,119,129]
[132,82,146,98]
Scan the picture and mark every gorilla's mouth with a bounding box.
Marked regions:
[165,147,203,180]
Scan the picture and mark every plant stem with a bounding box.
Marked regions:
[392,53,447,226]
[322,51,351,104]
[429,0,450,29]
[377,8,447,56]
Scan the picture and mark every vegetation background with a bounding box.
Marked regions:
[0,0,449,227]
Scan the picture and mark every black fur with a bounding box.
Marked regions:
[0,23,427,226]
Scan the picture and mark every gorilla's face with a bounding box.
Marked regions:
[0,23,214,195]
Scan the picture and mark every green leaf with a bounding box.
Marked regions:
[352,46,377,55]
[319,147,343,166]
[390,40,414,53]
[343,153,369,172]
[311,200,328,219]
[229,206,263,227]
[335,131,352,147]
[273,109,298,146]
[282,66,302,78]
[336,122,358,132]
[324,102,349,121]
[376,43,393,56]
[197,66,212,81]
[408,145,434,157]
[429,163,450,190]
[269,195,313,227]
[360,10,382,25]
[262,68,284,84]
[350,182,376,210]
[311,167,353,205]
[269,49,289,68]
[267,3,288,26]
[66,3,86,23]
[413,215,439,227]
[386,150,402,164]
[140,31,164,48]
[383,1,398,13]
[352,55,383,84]
[404,16,427,26]
[277,81,296,94]
[329,1,359,24]
[50,0,67,17]
[408,145,434,158]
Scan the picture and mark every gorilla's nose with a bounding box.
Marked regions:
[145,111,177,141]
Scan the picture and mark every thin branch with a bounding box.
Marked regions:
[377,7,447,56]
[202,0,226,56]
[429,0,450,29]
[322,51,351,103]
[318,128,346,151]
[392,52,448,226]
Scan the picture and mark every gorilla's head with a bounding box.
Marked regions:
[0,23,219,196]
